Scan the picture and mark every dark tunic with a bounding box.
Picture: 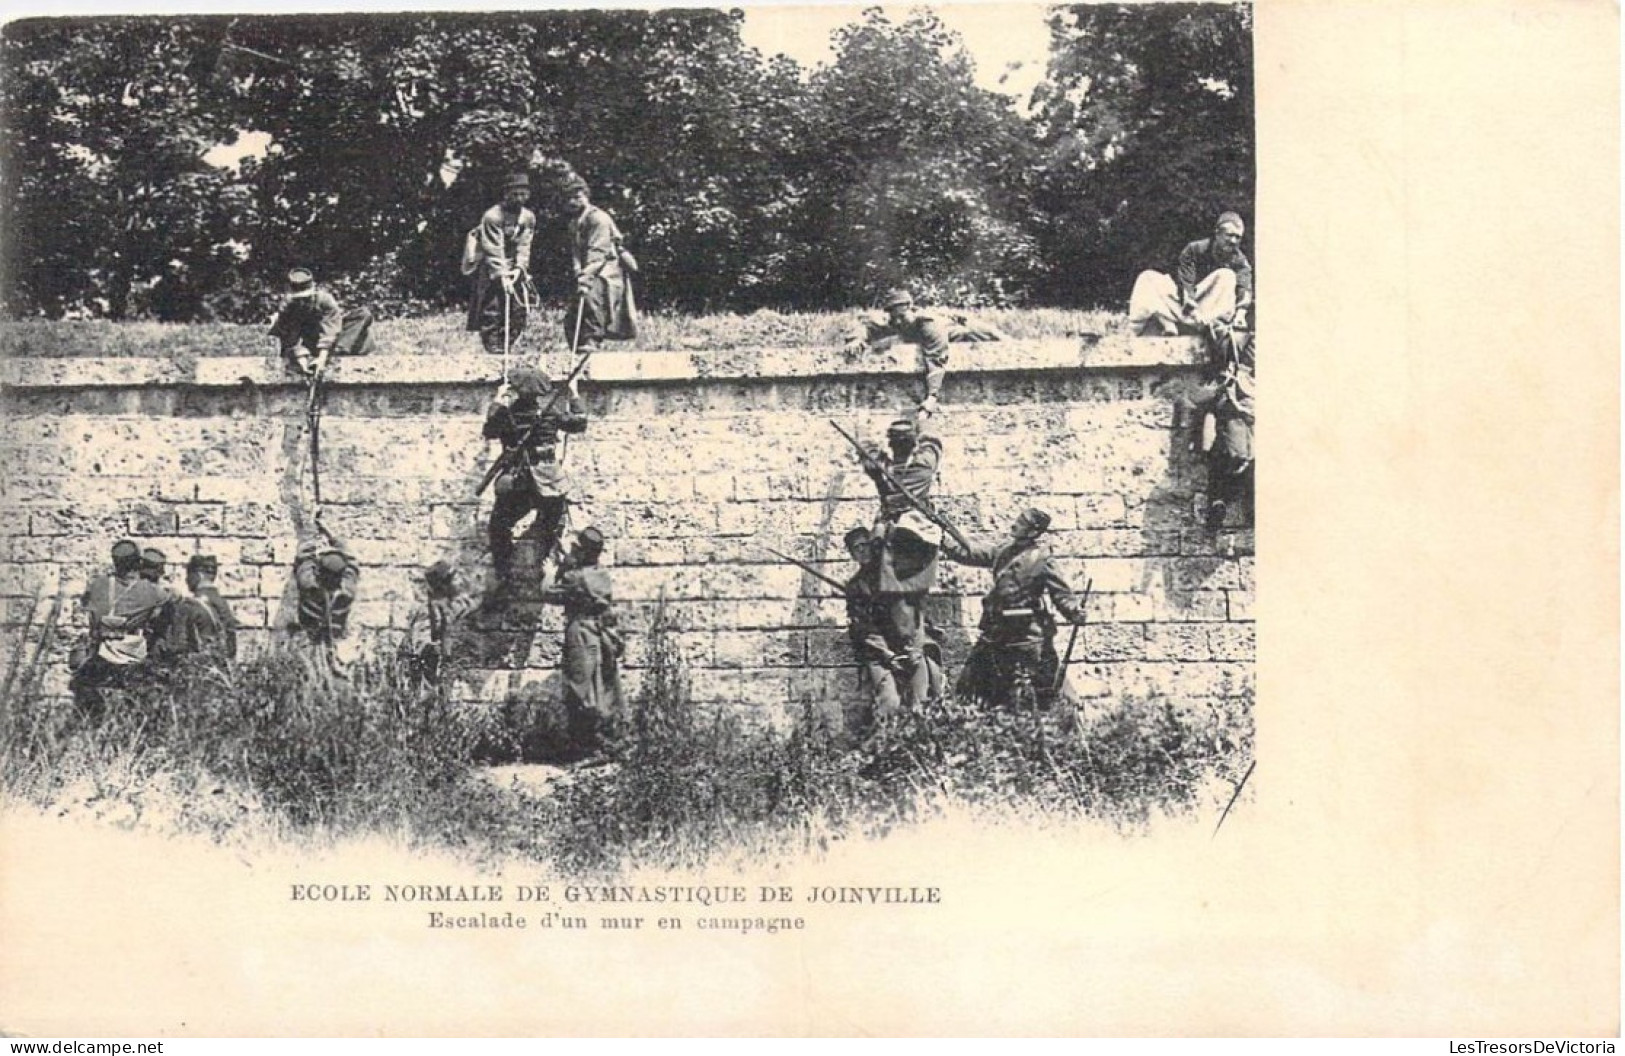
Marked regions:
[482,391,588,501]
[162,586,238,661]
[863,434,944,595]
[567,205,637,344]
[947,535,1085,707]
[1177,237,1254,306]
[542,562,625,717]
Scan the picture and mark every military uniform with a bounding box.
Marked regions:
[401,561,479,689]
[856,420,944,709]
[1130,213,1253,336]
[565,180,637,348]
[847,289,1004,414]
[270,269,375,374]
[284,532,360,671]
[483,370,588,581]
[1194,320,1256,530]
[70,541,173,718]
[946,509,1086,710]
[541,529,625,756]
[161,555,238,662]
[466,175,537,355]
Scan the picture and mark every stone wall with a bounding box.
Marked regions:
[0,334,1254,724]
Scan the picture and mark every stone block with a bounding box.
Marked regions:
[1144,624,1212,661]
[1227,589,1255,622]
[1207,623,1256,661]
[1082,622,1148,661]
[175,504,227,535]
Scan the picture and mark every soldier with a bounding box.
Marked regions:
[844,288,1004,418]
[483,365,587,586]
[1193,320,1256,531]
[841,526,902,730]
[137,547,175,660]
[161,554,238,662]
[563,176,637,350]
[269,268,376,376]
[69,539,173,719]
[855,418,944,709]
[400,560,479,690]
[945,508,1087,711]
[1129,212,1254,336]
[466,173,536,356]
[286,528,361,670]
[540,527,625,760]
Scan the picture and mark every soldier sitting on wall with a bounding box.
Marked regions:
[843,288,1005,419]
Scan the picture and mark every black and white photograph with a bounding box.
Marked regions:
[0,0,1614,1042]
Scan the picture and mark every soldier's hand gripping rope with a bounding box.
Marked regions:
[474,333,599,498]
[829,420,972,553]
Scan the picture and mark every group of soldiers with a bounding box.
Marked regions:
[73,177,1254,756]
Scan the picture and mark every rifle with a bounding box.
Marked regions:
[763,546,851,598]
[1051,577,1092,695]
[305,364,325,509]
[474,343,597,498]
[829,420,972,553]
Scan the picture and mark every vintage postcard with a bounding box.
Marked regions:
[0,0,1615,1038]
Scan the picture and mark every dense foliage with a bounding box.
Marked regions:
[0,5,1252,320]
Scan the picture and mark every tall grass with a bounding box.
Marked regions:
[1,598,1251,871]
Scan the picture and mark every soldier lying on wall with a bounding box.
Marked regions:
[269,268,375,377]
[843,288,1005,419]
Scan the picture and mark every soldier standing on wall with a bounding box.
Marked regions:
[945,508,1088,711]
[466,174,537,358]
[562,175,638,351]
[540,527,625,761]
[481,365,588,592]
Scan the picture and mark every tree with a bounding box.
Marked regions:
[0,18,254,319]
[1029,3,1255,308]
[788,8,1042,308]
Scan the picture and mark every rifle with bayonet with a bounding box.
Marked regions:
[829,420,973,553]
[763,546,853,599]
[474,346,597,498]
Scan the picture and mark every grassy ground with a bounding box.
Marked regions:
[0,307,1124,359]
[2,599,1251,874]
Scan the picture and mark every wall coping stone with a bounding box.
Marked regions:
[0,333,1203,390]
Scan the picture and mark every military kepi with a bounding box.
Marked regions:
[1012,508,1052,539]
